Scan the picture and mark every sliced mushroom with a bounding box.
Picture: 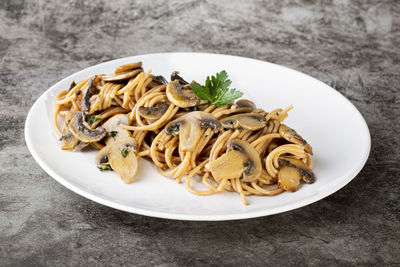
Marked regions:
[278,157,315,183]
[236,99,256,110]
[108,137,138,184]
[166,80,200,108]
[279,124,313,155]
[95,145,110,169]
[209,139,262,182]
[208,150,247,180]
[68,80,76,92]
[94,137,138,183]
[68,112,106,143]
[171,71,188,85]
[60,132,88,151]
[81,76,97,112]
[220,113,266,131]
[230,140,262,182]
[151,75,168,85]
[102,68,143,82]
[278,166,301,192]
[164,111,221,151]
[138,102,169,120]
[101,114,131,145]
[114,62,142,74]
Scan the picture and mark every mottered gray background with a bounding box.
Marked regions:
[0,0,399,266]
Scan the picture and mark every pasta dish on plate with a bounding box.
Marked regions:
[54,62,315,205]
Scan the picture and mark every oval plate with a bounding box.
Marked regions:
[25,53,370,221]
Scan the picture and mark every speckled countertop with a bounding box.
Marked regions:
[0,0,399,266]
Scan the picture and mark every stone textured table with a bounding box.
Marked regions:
[1,0,399,266]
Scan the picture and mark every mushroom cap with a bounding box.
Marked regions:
[220,113,267,131]
[81,76,97,112]
[171,71,188,85]
[114,62,142,74]
[68,112,106,143]
[278,166,301,192]
[151,75,168,85]
[101,114,131,145]
[279,124,313,155]
[236,99,256,110]
[166,80,200,108]
[138,102,170,120]
[108,137,138,184]
[278,157,315,184]
[208,150,247,180]
[60,132,79,150]
[208,139,262,182]
[164,111,221,152]
[230,139,262,182]
[95,145,110,168]
[60,133,88,152]
[102,68,143,82]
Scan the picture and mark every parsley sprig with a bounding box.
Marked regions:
[190,70,243,107]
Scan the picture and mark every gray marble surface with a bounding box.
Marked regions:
[1,0,399,266]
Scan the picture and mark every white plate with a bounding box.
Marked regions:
[25,52,370,221]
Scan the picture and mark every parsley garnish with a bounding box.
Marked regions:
[243,161,249,168]
[98,164,112,171]
[78,125,84,132]
[108,131,118,137]
[190,70,243,107]
[121,147,130,158]
[85,114,102,124]
[75,89,81,95]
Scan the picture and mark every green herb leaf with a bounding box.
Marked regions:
[85,114,102,124]
[98,164,112,171]
[243,161,249,168]
[108,131,118,137]
[75,89,81,95]
[121,147,130,158]
[190,70,243,107]
[78,125,84,132]
[191,83,211,102]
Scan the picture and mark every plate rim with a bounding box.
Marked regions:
[24,52,371,221]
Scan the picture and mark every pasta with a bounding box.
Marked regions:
[54,62,315,205]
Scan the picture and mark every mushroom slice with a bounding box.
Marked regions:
[278,166,301,192]
[60,132,79,150]
[164,111,221,152]
[279,124,313,155]
[108,137,138,184]
[68,112,106,143]
[114,62,142,74]
[102,68,143,82]
[95,145,111,169]
[81,76,97,112]
[60,132,88,151]
[230,140,262,182]
[151,75,168,85]
[209,139,261,182]
[209,150,247,180]
[236,99,256,110]
[171,71,188,85]
[101,114,131,145]
[278,157,315,184]
[166,80,200,108]
[138,102,169,120]
[68,80,76,92]
[220,113,266,131]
